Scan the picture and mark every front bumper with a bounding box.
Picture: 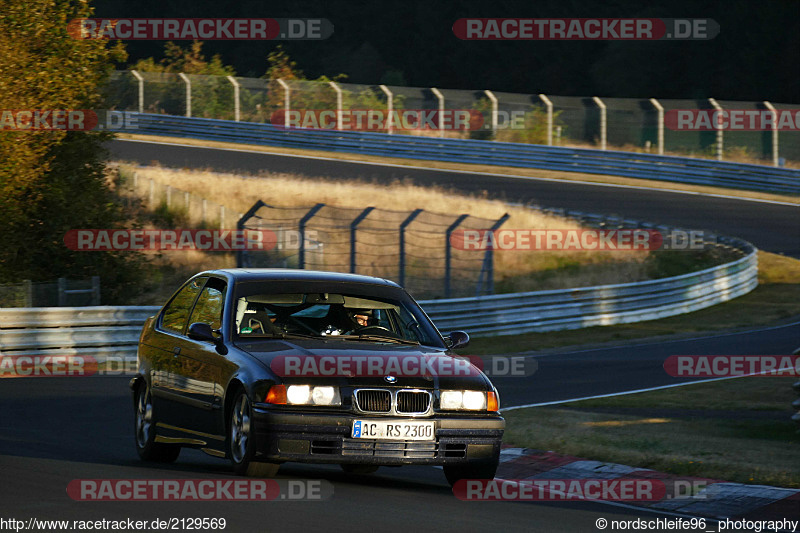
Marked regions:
[252,405,504,465]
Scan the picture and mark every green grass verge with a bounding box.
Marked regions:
[503,377,800,488]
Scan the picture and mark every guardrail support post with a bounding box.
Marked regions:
[476,214,510,296]
[91,276,101,305]
[178,73,191,118]
[399,209,423,288]
[276,79,290,128]
[227,76,240,122]
[57,278,66,307]
[431,87,445,138]
[709,98,724,161]
[299,204,325,269]
[539,94,553,146]
[329,81,343,130]
[649,98,664,155]
[350,207,375,273]
[23,279,32,307]
[764,101,779,166]
[484,90,498,138]
[130,70,144,114]
[445,214,470,298]
[592,96,607,150]
[379,84,393,134]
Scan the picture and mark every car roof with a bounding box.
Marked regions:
[199,268,401,288]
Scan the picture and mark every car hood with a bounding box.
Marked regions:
[236,338,490,390]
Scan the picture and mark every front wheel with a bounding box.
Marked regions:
[228,390,280,477]
[133,381,180,463]
[443,457,499,487]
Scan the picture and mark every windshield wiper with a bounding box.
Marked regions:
[242,332,321,340]
[334,334,420,345]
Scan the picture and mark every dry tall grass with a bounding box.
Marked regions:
[115,163,651,298]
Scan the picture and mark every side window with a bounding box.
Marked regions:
[187,278,227,332]
[374,309,392,329]
[161,277,206,334]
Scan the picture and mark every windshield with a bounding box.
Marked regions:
[231,290,443,347]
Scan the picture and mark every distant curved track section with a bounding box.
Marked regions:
[108,138,799,257]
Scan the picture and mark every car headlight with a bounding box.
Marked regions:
[440,390,497,411]
[286,385,340,406]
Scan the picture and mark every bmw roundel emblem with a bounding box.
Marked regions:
[384,375,397,383]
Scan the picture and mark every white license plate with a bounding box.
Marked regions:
[352,420,434,440]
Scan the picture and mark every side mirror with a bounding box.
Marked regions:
[188,322,217,342]
[446,331,470,350]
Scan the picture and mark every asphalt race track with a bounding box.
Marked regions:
[0,140,797,531]
[2,321,798,530]
[109,139,800,257]
[0,377,687,532]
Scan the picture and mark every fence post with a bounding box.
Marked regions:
[178,73,191,118]
[444,214,470,298]
[649,98,664,155]
[592,96,607,150]
[130,70,144,114]
[220,205,225,229]
[91,276,100,305]
[23,279,32,307]
[149,179,154,206]
[709,98,724,161]
[476,214,510,296]
[227,76,240,122]
[298,204,325,269]
[236,200,266,267]
[329,81,343,130]
[166,185,171,207]
[184,191,190,212]
[764,101,779,166]
[484,90,498,138]
[398,209,423,288]
[276,78,290,128]
[202,199,207,222]
[57,278,66,307]
[431,87,445,138]
[539,94,553,146]
[379,84,393,134]
[350,207,375,273]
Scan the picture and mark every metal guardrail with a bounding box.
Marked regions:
[425,248,757,336]
[0,307,155,361]
[0,234,757,356]
[129,113,800,194]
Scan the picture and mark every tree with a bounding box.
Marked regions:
[0,0,143,302]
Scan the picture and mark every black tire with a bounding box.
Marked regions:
[134,381,181,463]
[443,456,499,487]
[340,464,379,475]
[228,389,280,477]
